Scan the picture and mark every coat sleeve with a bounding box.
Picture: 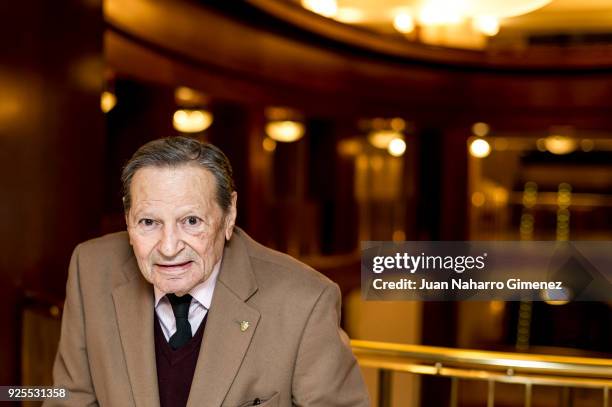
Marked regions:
[291,283,370,406]
[43,245,99,407]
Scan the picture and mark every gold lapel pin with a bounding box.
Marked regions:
[239,321,250,332]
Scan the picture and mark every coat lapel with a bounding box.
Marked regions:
[187,229,260,407]
[112,256,160,407]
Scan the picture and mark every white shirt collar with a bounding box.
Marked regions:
[153,257,222,309]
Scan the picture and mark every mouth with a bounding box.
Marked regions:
[154,261,194,274]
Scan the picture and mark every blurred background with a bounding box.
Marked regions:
[1,0,611,405]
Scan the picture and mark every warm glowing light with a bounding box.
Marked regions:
[371,117,386,129]
[418,0,464,25]
[173,109,213,133]
[370,156,384,171]
[50,306,60,318]
[414,0,551,33]
[489,301,505,315]
[175,87,196,103]
[494,187,508,205]
[0,97,20,126]
[472,122,490,137]
[545,299,570,306]
[388,138,406,157]
[542,286,571,305]
[463,0,553,18]
[368,130,400,149]
[392,230,406,241]
[390,117,406,131]
[545,135,576,155]
[356,154,368,171]
[301,0,337,18]
[100,91,116,113]
[262,137,277,152]
[522,182,538,208]
[580,139,594,152]
[72,55,103,92]
[175,86,207,105]
[265,121,305,142]
[335,7,364,23]
[493,137,508,151]
[393,13,415,34]
[556,183,571,242]
[469,138,491,158]
[471,191,485,207]
[337,139,362,156]
[473,16,499,36]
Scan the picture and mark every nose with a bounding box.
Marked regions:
[158,223,184,258]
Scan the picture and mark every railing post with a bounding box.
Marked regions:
[561,387,573,407]
[449,377,458,407]
[604,386,609,407]
[516,301,532,351]
[378,369,392,407]
[487,380,495,407]
[525,383,532,407]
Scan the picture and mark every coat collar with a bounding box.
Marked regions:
[216,227,258,301]
[188,227,260,407]
[112,227,260,407]
[112,254,160,407]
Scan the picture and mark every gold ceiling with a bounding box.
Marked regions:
[294,0,612,50]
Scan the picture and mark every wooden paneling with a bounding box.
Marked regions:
[0,0,104,386]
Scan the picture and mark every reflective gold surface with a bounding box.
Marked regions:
[352,339,612,386]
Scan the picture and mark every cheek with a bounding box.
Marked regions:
[128,232,157,261]
[190,235,222,263]
[192,238,215,261]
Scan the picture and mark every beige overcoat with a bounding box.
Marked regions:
[44,228,369,407]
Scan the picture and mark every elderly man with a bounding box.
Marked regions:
[45,137,369,407]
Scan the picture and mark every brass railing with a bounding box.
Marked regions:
[351,340,612,407]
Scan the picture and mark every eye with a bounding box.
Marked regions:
[138,218,156,228]
[184,216,201,227]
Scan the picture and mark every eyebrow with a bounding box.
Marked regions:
[131,206,213,220]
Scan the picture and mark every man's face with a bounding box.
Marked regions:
[126,164,236,296]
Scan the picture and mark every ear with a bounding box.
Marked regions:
[124,208,133,245]
[224,191,238,241]
[123,198,130,224]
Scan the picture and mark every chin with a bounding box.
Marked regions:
[154,276,194,295]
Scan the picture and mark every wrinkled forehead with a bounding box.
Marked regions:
[129,164,220,210]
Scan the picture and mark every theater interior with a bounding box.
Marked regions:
[1,0,611,405]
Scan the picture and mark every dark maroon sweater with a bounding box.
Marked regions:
[154,313,207,407]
